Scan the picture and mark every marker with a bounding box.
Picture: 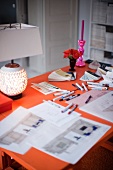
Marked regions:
[65,94,80,101]
[85,95,92,104]
[52,91,74,101]
[49,88,67,92]
[82,83,88,91]
[59,95,74,101]
[72,84,79,89]
[53,91,70,96]
[91,87,108,90]
[88,85,100,88]
[52,95,64,101]
[75,83,84,91]
[61,91,75,98]
[87,82,109,87]
[87,82,100,85]
[59,94,80,101]
[68,104,78,114]
[88,85,108,89]
[61,103,73,113]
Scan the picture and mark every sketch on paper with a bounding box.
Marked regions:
[44,119,100,154]
[0,112,45,146]
[103,105,113,112]
[0,106,110,163]
[80,91,113,122]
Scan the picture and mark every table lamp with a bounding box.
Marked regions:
[0,23,42,99]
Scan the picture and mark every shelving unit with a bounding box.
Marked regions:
[88,0,113,152]
[88,0,113,65]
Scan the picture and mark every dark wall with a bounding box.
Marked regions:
[0,0,16,24]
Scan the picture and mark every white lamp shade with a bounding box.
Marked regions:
[0,23,42,98]
[0,23,42,61]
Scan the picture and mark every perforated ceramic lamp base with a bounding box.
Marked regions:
[0,63,27,99]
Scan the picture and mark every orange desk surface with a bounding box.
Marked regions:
[0,65,113,170]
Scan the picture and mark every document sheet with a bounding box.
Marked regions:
[29,100,80,127]
[79,91,113,123]
[0,104,110,164]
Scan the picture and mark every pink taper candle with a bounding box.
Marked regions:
[81,20,84,40]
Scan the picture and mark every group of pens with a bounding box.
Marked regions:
[52,81,109,115]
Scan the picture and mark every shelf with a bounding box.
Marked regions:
[88,0,113,62]
[90,46,113,53]
[91,21,113,27]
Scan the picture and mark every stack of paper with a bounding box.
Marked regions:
[31,81,61,95]
[0,103,110,164]
[48,69,75,81]
[79,91,113,123]
[97,66,109,75]
[80,71,101,81]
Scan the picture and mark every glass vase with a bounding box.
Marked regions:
[69,58,76,71]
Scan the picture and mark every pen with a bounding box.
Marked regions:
[75,83,84,91]
[61,103,73,113]
[82,83,88,91]
[68,104,78,114]
[85,95,92,104]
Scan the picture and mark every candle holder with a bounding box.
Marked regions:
[76,40,86,67]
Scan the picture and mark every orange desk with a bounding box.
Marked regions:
[0,65,113,170]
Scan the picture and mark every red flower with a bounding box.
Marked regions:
[63,49,82,59]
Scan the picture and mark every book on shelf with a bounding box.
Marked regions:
[48,69,76,81]
[90,49,104,61]
[105,32,113,51]
[92,1,107,23]
[91,25,106,49]
[106,5,113,25]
